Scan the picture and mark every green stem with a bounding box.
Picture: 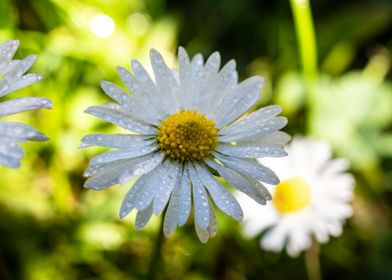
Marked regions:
[304,242,322,280]
[289,0,318,132]
[289,0,318,82]
[146,217,165,280]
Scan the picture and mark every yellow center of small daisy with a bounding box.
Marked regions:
[156,109,218,161]
[273,177,311,213]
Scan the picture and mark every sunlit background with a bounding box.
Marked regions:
[1,0,392,279]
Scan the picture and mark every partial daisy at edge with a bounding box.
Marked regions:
[0,40,52,168]
[80,47,290,242]
[237,136,355,257]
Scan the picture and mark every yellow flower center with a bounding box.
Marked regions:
[273,177,311,213]
[156,109,218,161]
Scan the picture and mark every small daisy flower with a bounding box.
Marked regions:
[81,48,288,242]
[0,40,52,168]
[238,137,355,256]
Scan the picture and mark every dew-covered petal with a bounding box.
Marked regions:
[150,49,179,114]
[220,105,282,133]
[215,144,287,158]
[152,161,180,214]
[89,145,158,165]
[84,152,164,190]
[194,163,243,221]
[135,202,154,230]
[195,52,221,113]
[0,153,20,168]
[238,131,291,147]
[213,152,279,185]
[84,159,133,190]
[207,197,218,238]
[0,40,19,72]
[80,133,154,149]
[101,81,149,121]
[177,47,193,109]
[194,196,218,243]
[163,169,183,236]
[189,164,210,230]
[118,152,165,184]
[178,164,191,226]
[84,158,129,177]
[204,158,267,205]
[119,171,155,218]
[218,116,287,143]
[243,174,272,201]
[0,97,52,117]
[0,138,23,159]
[204,60,238,118]
[214,77,264,128]
[129,60,166,120]
[84,103,156,135]
[3,55,37,82]
[0,74,43,97]
[188,53,204,110]
[0,121,48,141]
[110,71,160,125]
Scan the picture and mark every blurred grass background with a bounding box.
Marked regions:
[1,0,392,279]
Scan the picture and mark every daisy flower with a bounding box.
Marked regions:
[80,48,288,242]
[238,137,354,256]
[0,40,52,168]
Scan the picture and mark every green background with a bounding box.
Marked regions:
[1,0,392,279]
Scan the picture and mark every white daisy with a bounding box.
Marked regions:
[238,137,355,256]
[0,40,52,168]
[81,48,289,242]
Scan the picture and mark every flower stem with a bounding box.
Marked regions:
[289,0,318,82]
[146,217,165,280]
[304,241,322,280]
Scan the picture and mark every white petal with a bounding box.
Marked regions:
[0,121,48,141]
[239,131,291,147]
[178,164,191,226]
[119,171,156,218]
[194,163,243,221]
[0,153,20,168]
[0,74,43,97]
[219,116,287,143]
[204,60,238,118]
[84,104,156,135]
[0,97,52,117]
[214,77,264,128]
[150,49,179,114]
[135,202,154,230]
[195,52,221,113]
[213,152,279,185]
[188,53,204,110]
[189,163,210,230]
[163,168,183,236]
[204,158,267,205]
[80,133,154,149]
[215,144,287,158]
[84,152,164,189]
[221,105,281,133]
[177,47,192,109]
[109,71,160,125]
[0,40,19,72]
[89,145,158,165]
[118,152,165,184]
[84,159,135,190]
[152,161,180,214]
[194,197,218,243]
[0,138,23,159]
[287,229,311,257]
